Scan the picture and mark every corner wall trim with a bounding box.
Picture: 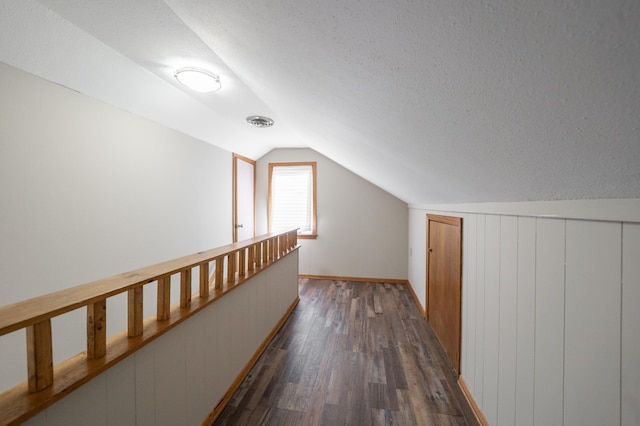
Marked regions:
[458,375,489,426]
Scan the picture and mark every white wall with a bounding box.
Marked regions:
[0,62,232,393]
[408,200,640,426]
[256,148,408,280]
[22,250,299,426]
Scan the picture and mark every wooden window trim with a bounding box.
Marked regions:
[268,162,317,238]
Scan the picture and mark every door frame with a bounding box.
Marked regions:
[232,153,256,243]
[426,214,463,374]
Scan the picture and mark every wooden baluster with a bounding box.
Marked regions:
[276,236,281,258]
[87,299,107,359]
[292,231,298,247]
[239,248,246,277]
[270,237,276,261]
[26,320,53,392]
[215,257,224,290]
[227,252,236,282]
[157,276,171,321]
[248,244,256,272]
[128,287,143,337]
[200,262,209,298]
[181,268,192,307]
[258,241,265,266]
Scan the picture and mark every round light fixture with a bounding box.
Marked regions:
[174,67,221,93]
[246,116,274,128]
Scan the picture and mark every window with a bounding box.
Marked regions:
[268,162,317,238]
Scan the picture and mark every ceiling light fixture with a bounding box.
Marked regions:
[246,116,274,128]
[174,67,221,93]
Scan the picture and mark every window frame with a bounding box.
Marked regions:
[268,161,317,239]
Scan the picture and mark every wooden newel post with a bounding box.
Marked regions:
[26,320,53,392]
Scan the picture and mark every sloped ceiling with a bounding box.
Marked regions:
[1,0,639,204]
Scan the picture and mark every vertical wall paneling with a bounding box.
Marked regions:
[460,213,469,383]
[135,344,156,426]
[463,214,478,392]
[534,218,565,426]
[622,223,640,426]
[515,217,536,426]
[474,215,486,406]
[482,215,501,424]
[185,314,207,424]
[106,355,136,425]
[564,220,621,425]
[203,292,223,408]
[414,206,639,425]
[154,328,187,423]
[497,216,518,426]
[46,375,108,426]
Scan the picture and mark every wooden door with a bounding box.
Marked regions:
[233,154,256,242]
[426,214,462,374]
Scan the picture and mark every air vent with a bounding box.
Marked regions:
[246,116,274,128]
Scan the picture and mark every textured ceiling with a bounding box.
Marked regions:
[1,0,639,204]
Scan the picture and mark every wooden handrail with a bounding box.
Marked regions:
[0,230,296,336]
[0,229,299,425]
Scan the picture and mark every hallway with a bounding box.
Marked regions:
[214,279,476,425]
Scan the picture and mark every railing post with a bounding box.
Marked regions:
[239,248,246,277]
[258,241,267,266]
[248,244,256,272]
[181,268,192,307]
[87,299,107,359]
[26,320,53,392]
[215,257,224,290]
[200,262,209,298]
[157,276,171,321]
[128,287,143,337]
[227,252,237,282]
[270,237,276,261]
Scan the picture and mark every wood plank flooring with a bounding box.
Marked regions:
[213,279,477,426]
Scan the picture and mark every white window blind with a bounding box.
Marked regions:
[270,164,315,235]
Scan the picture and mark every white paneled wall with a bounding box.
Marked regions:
[534,218,565,426]
[622,224,640,426]
[515,217,535,426]
[408,204,640,426]
[23,251,299,426]
[564,221,621,425]
[497,216,517,426]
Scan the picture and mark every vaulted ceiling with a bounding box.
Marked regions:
[1,0,639,204]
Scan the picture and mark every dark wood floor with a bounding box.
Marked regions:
[214,279,477,425]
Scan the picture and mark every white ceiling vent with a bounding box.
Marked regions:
[246,116,274,128]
